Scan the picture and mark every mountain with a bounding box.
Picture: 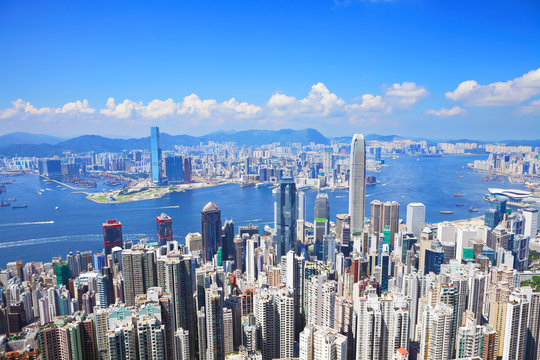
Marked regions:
[0,132,65,146]
[0,128,329,156]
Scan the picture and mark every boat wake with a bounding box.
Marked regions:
[0,220,55,227]
[0,233,153,249]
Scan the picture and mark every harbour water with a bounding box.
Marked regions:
[0,155,526,265]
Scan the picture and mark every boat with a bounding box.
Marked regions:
[255,181,273,188]
[0,200,10,207]
[55,206,59,210]
[456,203,464,206]
[454,193,463,197]
[6,198,15,201]
[440,210,454,214]
[12,204,27,209]
[469,207,479,212]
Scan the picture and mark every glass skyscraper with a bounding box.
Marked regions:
[150,126,163,184]
[275,176,297,258]
[165,155,183,183]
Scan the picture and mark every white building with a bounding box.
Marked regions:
[406,203,426,239]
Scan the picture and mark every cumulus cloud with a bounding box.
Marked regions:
[384,81,428,107]
[0,81,426,129]
[424,106,465,117]
[0,99,95,119]
[518,99,540,114]
[446,67,540,106]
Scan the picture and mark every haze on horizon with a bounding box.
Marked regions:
[0,0,539,140]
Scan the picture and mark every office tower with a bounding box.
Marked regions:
[54,261,70,286]
[300,325,348,360]
[165,155,184,183]
[201,202,222,263]
[182,157,192,182]
[97,267,114,309]
[185,232,203,253]
[511,234,529,271]
[349,134,366,244]
[246,238,257,283]
[164,255,198,359]
[150,126,163,184]
[485,209,498,229]
[314,193,330,259]
[298,191,306,222]
[156,213,173,246]
[103,219,123,258]
[419,303,454,360]
[503,293,529,360]
[406,203,425,239]
[370,200,399,244]
[175,328,191,360]
[275,176,297,258]
[205,286,225,360]
[456,226,477,263]
[524,208,538,239]
[335,214,350,242]
[221,220,234,262]
[467,274,486,325]
[381,244,390,292]
[233,237,244,272]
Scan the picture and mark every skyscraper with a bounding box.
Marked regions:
[314,193,330,259]
[150,126,163,184]
[102,219,122,258]
[406,203,426,238]
[205,285,225,360]
[157,213,173,246]
[524,208,538,239]
[183,157,192,183]
[349,134,366,246]
[221,220,234,262]
[275,176,297,258]
[201,202,222,263]
[165,155,184,184]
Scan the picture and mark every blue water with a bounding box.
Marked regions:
[0,155,526,266]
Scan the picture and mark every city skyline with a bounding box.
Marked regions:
[1,1,539,139]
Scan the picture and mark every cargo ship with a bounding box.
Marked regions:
[440,210,454,214]
[12,204,28,209]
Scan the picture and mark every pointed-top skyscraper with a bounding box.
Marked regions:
[349,134,365,252]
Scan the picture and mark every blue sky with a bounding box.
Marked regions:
[0,0,539,139]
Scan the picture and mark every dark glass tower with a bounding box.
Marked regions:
[201,202,222,263]
[314,193,330,259]
[165,156,183,183]
[275,176,297,258]
[102,219,123,258]
[156,213,173,245]
[222,220,235,261]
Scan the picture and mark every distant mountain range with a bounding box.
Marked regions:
[0,130,539,157]
[0,129,329,157]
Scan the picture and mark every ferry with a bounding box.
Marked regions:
[255,181,273,188]
[454,193,463,197]
[440,210,454,214]
[469,207,479,212]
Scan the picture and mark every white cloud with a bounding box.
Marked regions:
[0,99,95,119]
[518,99,540,114]
[446,67,540,106]
[384,81,428,107]
[424,106,465,117]
[0,81,425,129]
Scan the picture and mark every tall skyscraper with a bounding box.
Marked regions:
[406,203,426,238]
[297,191,306,222]
[221,220,234,262]
[183,157,192,182]
[150,126,163,184]
[314,193,330,259]
[102,219,122,259]
[205,285,225,360]
[349,134,366,247]
[370,200,400,245]
[201,202,222,263]
[275,176,297,258]
[157,213,173,246]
